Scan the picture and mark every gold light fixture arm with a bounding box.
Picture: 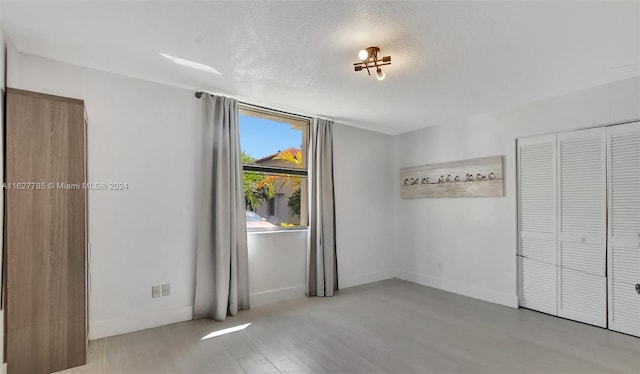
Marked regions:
[353,46,391,78]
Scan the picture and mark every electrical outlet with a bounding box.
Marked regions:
[162,283,171,297]
[152,285,161,298]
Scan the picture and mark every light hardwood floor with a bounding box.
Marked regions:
[58,279,639,373]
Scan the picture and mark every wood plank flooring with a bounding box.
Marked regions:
[57,279,640,373]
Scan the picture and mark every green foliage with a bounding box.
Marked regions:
[242,149,302,218]
[288,188,301,217]
[258,149,303,217]
[241,152,254,164]
[242,152,274,210]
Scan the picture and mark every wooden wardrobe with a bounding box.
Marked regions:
[5,88,87,374]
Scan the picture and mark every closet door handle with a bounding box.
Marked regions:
[636,284,640,295]
[580,237,587,243]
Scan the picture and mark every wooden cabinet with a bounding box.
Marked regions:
[5,88,87,374]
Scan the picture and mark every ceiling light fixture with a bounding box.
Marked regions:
[354,46,391,80]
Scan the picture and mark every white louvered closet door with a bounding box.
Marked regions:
[608,121,640,337]
[557,128,607,327]
[518,135,558,315]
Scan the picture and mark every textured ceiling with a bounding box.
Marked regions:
[2,1,639,134]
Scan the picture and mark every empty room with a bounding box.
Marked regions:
[0,1,639,373]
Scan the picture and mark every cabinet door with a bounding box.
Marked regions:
[518,134,558,315]
[557,128,607,327]
[608,121,640,337]
[6,89,87,373]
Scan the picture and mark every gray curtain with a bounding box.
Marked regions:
[194,94,250,321]
[307,118,338,297]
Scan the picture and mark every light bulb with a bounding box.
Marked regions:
[358,49,369,61]
[376,68,385,80]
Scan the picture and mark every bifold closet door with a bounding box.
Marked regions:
[518,134,558,315]
[607,121,640,337]
[557,128,607,327]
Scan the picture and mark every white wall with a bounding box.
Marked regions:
[12,52,395,339]
[248,230,307,306]
[5,36,19,87]
[15,53,201,338]
[334,123,395,287]
[393,76,640,307]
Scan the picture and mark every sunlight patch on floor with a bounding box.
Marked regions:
[200,323,251,340]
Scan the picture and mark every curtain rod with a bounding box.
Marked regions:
[195,91,312,121]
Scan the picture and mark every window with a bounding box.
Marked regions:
[268,197,275,217]
[239,105,309,231]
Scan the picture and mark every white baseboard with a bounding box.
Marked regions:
[89,285,307,339]
[89,285,306,340]
[89,305,193,340]
[1,363,6,374]
[87,272,514,340]
[250,285,306,307]
[339,270,395,289]
[397,269,518,308]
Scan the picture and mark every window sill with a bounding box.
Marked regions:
[247,227,308,235]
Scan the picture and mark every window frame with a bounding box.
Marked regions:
[239,103,310,230]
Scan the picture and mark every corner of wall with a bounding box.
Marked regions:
[390,133,402,279]
[1,22,6,372]
[339,270,395,289]
[250,285,306,307]
[397,269,519,308]
[4,34,19,88]
[333,123,396,289]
